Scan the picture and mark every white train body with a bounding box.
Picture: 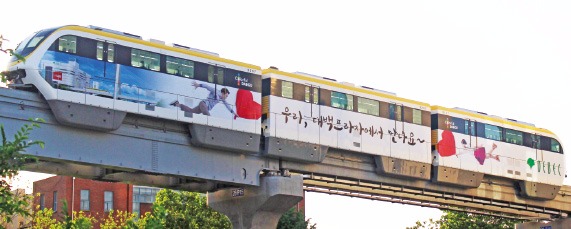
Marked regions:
[262,69,432,166]
[431,106,565,198]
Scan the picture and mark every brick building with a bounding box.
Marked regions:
[33,176,160,225]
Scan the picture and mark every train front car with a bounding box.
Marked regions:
[4,25,263,153]
[431,106,565,199]
[262,68,433,180]
[3,27,59,98]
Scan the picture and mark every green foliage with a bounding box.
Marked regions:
[99,209,137,229]
[30,200,138,229]
[277,208,317,229]
[126,206,167,229]
[31,205,58,229]
[138,189,232,229]
[0,118,43,228]
[61,201,96,229]
[407,210,524,229]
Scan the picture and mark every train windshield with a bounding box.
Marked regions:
[10,28,57,62]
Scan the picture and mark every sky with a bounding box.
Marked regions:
[2,1,571,228]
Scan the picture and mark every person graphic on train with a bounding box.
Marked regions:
[460,139,500,165]
[170,81,237,118]
[436,130,501,165]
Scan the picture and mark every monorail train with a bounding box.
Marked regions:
[2,25,565,200]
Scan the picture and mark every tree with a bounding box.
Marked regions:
[407,210,524,229]
[1,35,25,84]
[0,119,43,228]
[131,189,232,229]
[277,208,317,229]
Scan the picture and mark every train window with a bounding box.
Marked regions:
[96,42,104,60]
[389,104,403,121]
[412,109,422,125]
[12,28,56,62]
[541,136,552,151]
[464,120,475,135]
[207,66,224,84]
[131,49,160,71]
[331,92,353,111]
[304,86,310,102]
[505,129,523,145]
[523,133,541,149]
[58,35,76,53]
[347,95,354,110]
[534,136,541,149]
[304,86,318,103]
[484,124,503,141]
[523,133,532,147]
[304,87,319,104]
[27,36,44,49]
[357,97,379,116]
[281,81,293,98]
[167,56,194,78]
[313,88,319,104]
[107,44,115,63]
[551,138,561,153]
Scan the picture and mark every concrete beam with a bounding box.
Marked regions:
[23,161,105,179]
[208,175,304,229]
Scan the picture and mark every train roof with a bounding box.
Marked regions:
[55,25,261,71]
[431,105,555,135]
[262,68,431,108]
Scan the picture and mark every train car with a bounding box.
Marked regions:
[261,68,433,180]
[3,25,263,153]
[431,106,565,199]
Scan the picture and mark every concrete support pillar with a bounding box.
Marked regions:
[208,174,304,229]
[516,218,571,229]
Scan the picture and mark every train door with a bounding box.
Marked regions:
[305,84,320,118]
[300,84,320,144]
[533,134,543,162]
[206,64,231,128]
[96,41,118,97]
[389,103,407,159]
[464,119,476,147]
[208,64,225,89]
[389,103,405,130]
[522,132,542,178]
[96,41,116,78]
[337,92,360,151]
[532,133,545,181]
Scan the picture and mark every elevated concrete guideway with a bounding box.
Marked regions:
[1,87,571,228]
